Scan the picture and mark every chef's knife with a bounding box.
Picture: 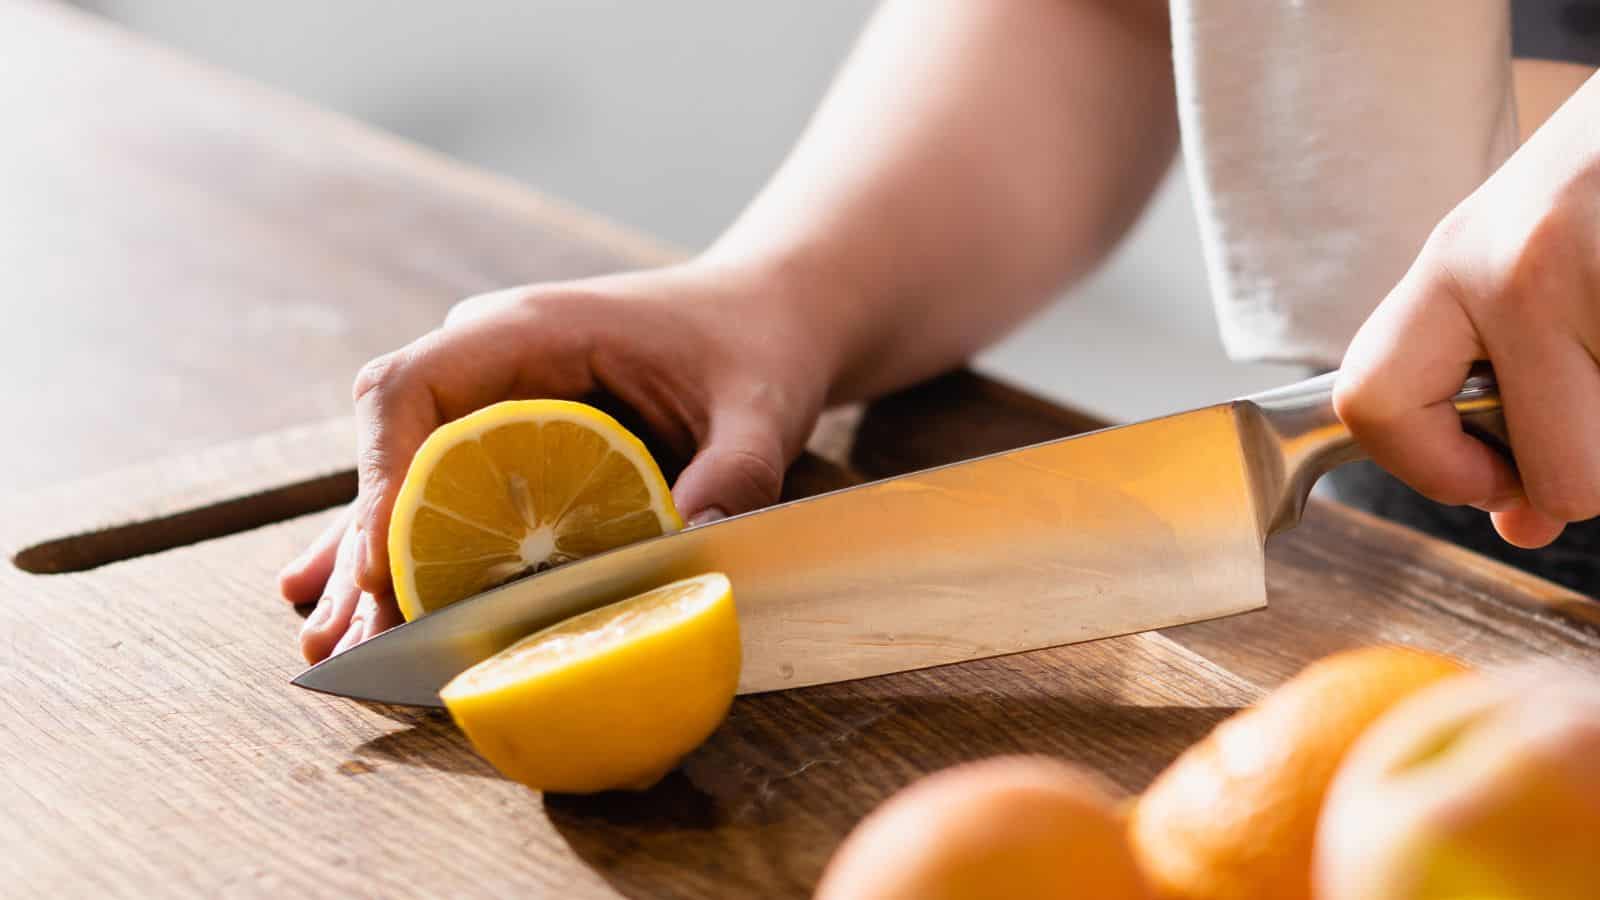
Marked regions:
[293,366,1505,708]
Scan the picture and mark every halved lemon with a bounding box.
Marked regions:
[388,399,682,621]
[440,572,740,794]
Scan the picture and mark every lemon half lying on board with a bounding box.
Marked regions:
[388,399,682,622]
[440,572,740,794]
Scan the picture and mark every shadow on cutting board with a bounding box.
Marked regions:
[538,690,1240,900]
[353,707,507,780]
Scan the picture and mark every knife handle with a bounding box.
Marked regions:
[1240,362,1505,535]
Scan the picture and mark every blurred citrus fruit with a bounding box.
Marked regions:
[1317,663,1600,900]
[440,572,738,794]
[1129,645,1468,900]
[388,399,681,621]
[816,755,1153,900]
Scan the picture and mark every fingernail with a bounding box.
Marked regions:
[689,507,727,527]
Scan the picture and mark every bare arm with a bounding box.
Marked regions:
[706,0,1179,402]
[286,0,1181,659]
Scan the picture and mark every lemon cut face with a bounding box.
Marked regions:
[388,400,682,622]
[440,572,741,794]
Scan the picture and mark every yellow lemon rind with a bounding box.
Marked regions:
[440,573,739,794]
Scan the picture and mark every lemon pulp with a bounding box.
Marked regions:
[388,400,682,621]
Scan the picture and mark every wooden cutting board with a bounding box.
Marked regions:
[6,3,1600,897]
[6,380,1600,899]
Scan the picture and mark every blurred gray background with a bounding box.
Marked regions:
[80,0,1298,421]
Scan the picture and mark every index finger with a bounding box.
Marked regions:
[347,296,601,594]
[1333,268,1523,509]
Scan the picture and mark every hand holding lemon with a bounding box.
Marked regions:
[279,262,827,662]
[298,395,748,795]
[391,401,743,795]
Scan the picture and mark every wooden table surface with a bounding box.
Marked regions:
[5,3,1600,898]
[0,0,680,497]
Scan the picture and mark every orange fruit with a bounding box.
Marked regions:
[815,755,1153,900]
[1128,645,1468,900]
[1316,663,1600,900]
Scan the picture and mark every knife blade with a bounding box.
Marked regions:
[292,366,1504,708]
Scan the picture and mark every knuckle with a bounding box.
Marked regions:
[1527,480,1600,523]
[444,286,526,327]
[1423,204,1472,260]
[1330,373,1389,436]
[1329,377,1361,427]
[356,444,392,483]
[1523,187,1587,261]
[443,296,482,327]
[1482,199,1589,321]
[522,286,599,324]
[453,284,603,340]
[352,351,404,403]
[723,447,784,506]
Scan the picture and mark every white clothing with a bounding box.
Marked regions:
[1171,1,1520,368]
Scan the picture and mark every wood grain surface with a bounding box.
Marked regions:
[6,378,1600,899]
[0,0,675,497]
[6,2,1600,898]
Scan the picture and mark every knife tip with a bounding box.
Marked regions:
[288,655,448,709]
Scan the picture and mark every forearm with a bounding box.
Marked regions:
[704,0,1178,402]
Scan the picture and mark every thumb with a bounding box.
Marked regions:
[671,410,789,525]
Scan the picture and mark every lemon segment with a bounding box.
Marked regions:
[387,400,682,622]
[440,573,741,794]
